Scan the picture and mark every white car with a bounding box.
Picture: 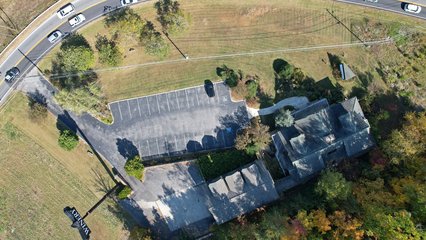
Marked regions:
[47,30,63,43]
[121,0,139,6]
[57,3,75,19]
[68,14,86,27]
[404,3,422,13]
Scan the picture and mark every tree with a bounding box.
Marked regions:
[58,129,79,151]
[95,35,122,66]
[117,186,132,200]
[154,0,188,34]
[218,65,239,88]
[28,97,48,122]
[50,34,96,90]
[104,8,144,36]
[315,170,352,202]
[140,21,169,57]
[58,45,95,73]
[54,83,105,115]
[245,80,258,100]
[235,118,271,155]
[382,112,426,164]
[363,211,422,240]
[124,155,145,180]
[129,226,152,240]
[328,211,364,240]
[275,109,294,128]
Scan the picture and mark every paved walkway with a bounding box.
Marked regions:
[246,96,309,118]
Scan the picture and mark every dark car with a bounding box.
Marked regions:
[204,80,215,97]
[4,67,20,83]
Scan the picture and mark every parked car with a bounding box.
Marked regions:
[404,3,422,13]
[57,3,75,19]
[4,67,20,83]
[121,0,139,6]
[204,80,215,97]
[68,13,86,27]
[47,30,63,43]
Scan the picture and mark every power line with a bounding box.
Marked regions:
[37,38,391,81]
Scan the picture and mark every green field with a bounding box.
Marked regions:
[0,94,129,239]
[39,0,425,105]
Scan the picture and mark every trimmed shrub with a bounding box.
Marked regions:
[58,129,79,151]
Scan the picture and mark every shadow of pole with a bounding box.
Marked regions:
[60,111,118,184]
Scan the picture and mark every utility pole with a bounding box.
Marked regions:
[162,31,189,59]
[326,9,367,47]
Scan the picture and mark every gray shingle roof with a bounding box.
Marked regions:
[272,97,375,180]
[207,161,279,224]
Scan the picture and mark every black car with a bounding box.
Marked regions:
[204,80,215,97]
[4,67,20,83]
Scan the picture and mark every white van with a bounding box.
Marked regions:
[57,3,75,19]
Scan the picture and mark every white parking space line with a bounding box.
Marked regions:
[147,140,151,156]
[137,99,142,117]
[117,103,123,121]
[214,84,220,103]
[156,138,160,155]
[146,98,151,116]
[174,135,178,151]
[164,137,169,156]
[175,92,180,110]
[196,92,200,106]
[127,100,132,119]
[156,95,161,113]
[185,89,190,108]
[165,93,171,112]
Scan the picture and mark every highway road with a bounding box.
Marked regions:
[336,0,426,20]
[0,0,147,105]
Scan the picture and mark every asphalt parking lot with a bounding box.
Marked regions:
[108,82,249,159]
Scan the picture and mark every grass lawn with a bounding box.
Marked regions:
[197,149,255,181]
[0,0,58,52]
[0,93,130,239]
[38,0,425,105]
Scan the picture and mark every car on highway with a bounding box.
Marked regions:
[68,13,86,27]
[57,3,75,19]
[47,30,63,43]
[364,0,378,3]
[403,3,422,13]
[121,0,139,6]
[4,67,20,83]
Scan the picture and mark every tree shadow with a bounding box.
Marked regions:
[60,33,91,50]
[272,58,289,74]
[27,90,47,107]
[91,168,114,194]
[327,52,343,79]
[116,138,139,160]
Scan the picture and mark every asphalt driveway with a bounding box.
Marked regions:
[71,82,249,171]
[108,82,249,159]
